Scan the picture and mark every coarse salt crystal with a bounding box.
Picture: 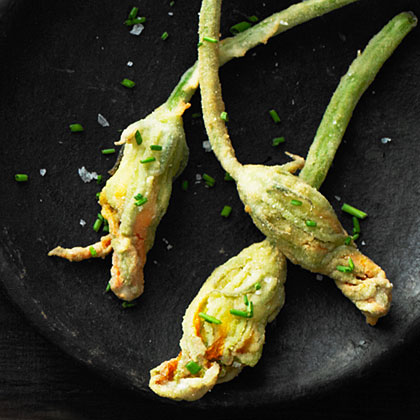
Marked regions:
[78,166,99,183]
[40,168,47,176]
[334,195,341,201]
[130,23,144,36]
[97,113,110,127]
[202,140,212,152]
[80,219,86,226]
[381,137,391,144]
[127,61,134,67]
[168,12,173,16]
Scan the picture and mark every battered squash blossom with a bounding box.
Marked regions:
[149,241,286,401]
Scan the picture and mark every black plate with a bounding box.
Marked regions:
[1,0,420,409]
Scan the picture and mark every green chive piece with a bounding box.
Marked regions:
[135,130,142,145]
[197,41,203,48]
[105,283,111,293]
[306,220,317,227]
[181,180,189,191]
[291,199,302,206]
[352,233,360,241]
[150,145,162,151]
[96,175,103,184]
[221,205,232,218]
[220,111,229,121]
[255,282,261,290]
[69,123,84,132]
[128,6,139,19]
[244,294,249,306]
[202,173,215,187]
[124,17,146,26]
[229,21,252,35]
[101,148,116,155]
[122,301,136,308]
[272,136,285,146]
[203,36,218,43]
[336,265,353,273]
[348,257,355,271]
[341,203,367,219]
[269,109,281,123]
[89,246,97,257]
[161,31,169,40]
[97,213,104,222]
[247,15,259,23]
[140,157,156,164]
[102,221,109,233]
[135,197,148,207]
[230,308,251,318]
[352,216,360,234]
[121,78,136,88]
[93,218,103,232]
[96,192,101,200]
[186,361,202,375]
[199,312,222,324]
[169,1,175,6]
[134,193,143,200]
[344,236,352,245]
[224,172,234,181]
[14,174,28,182]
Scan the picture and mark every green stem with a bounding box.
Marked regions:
[299,11,417,189]
[167,0,360,112]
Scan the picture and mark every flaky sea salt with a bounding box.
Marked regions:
[39,168,47,176]
[202,140,212,152]
[381,137,391,144]
[97,113,110,127]
[80,219,86,227]
[127,61,134,67]
[78,166,99,183]
[130,23,144,36]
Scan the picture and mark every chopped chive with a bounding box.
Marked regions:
[352,216,360,234]
[224,172,234,181]
[93,218,103,232]
[102,220,109,233]
[96,192,101,200]
[169,1,175,6]
[181,180,189,191]
[269,109,281,123]
[121,78,136,88]
[341,203,367,219]
[89,246,97,257]
[221,205,232,218]
[186,361,202,375]
[352,233,360,241]
[122,301,136,308]
[105,282,111,293]
[161,31,169,40]
[230,308,251,318]
[150,145,162,151]
[344,236,352,245]
[336,265,353,273]
[244,294,249,306]
[128,6,139,19]
[135,197,148,207]
[69,123,84,132]
[220,111,229,121]
[197,41,203,48]
[140,157,156,164]
[247,15,259,23]
[135,130,143,145]
[348,257,355,271]
[96,175,103,184]
[291,199,302,206]
[255,282,261,290]
[229,21,252,35]
[124,17,146,26]
[306,220,317,227]
[14,174,28,182]
[199,312,222,324]
[203,36,218,43]
[101,148,116,155]
[272,136,285,146]
[134,193,143,200]
[192,112,201,118]
[97,213,104,222]
[202,173,215,187]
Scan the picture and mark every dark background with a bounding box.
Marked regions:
[1,0,420,418]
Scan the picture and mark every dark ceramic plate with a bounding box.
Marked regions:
[1,0,420,409]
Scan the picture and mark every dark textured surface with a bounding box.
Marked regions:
[1,0,420,412]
